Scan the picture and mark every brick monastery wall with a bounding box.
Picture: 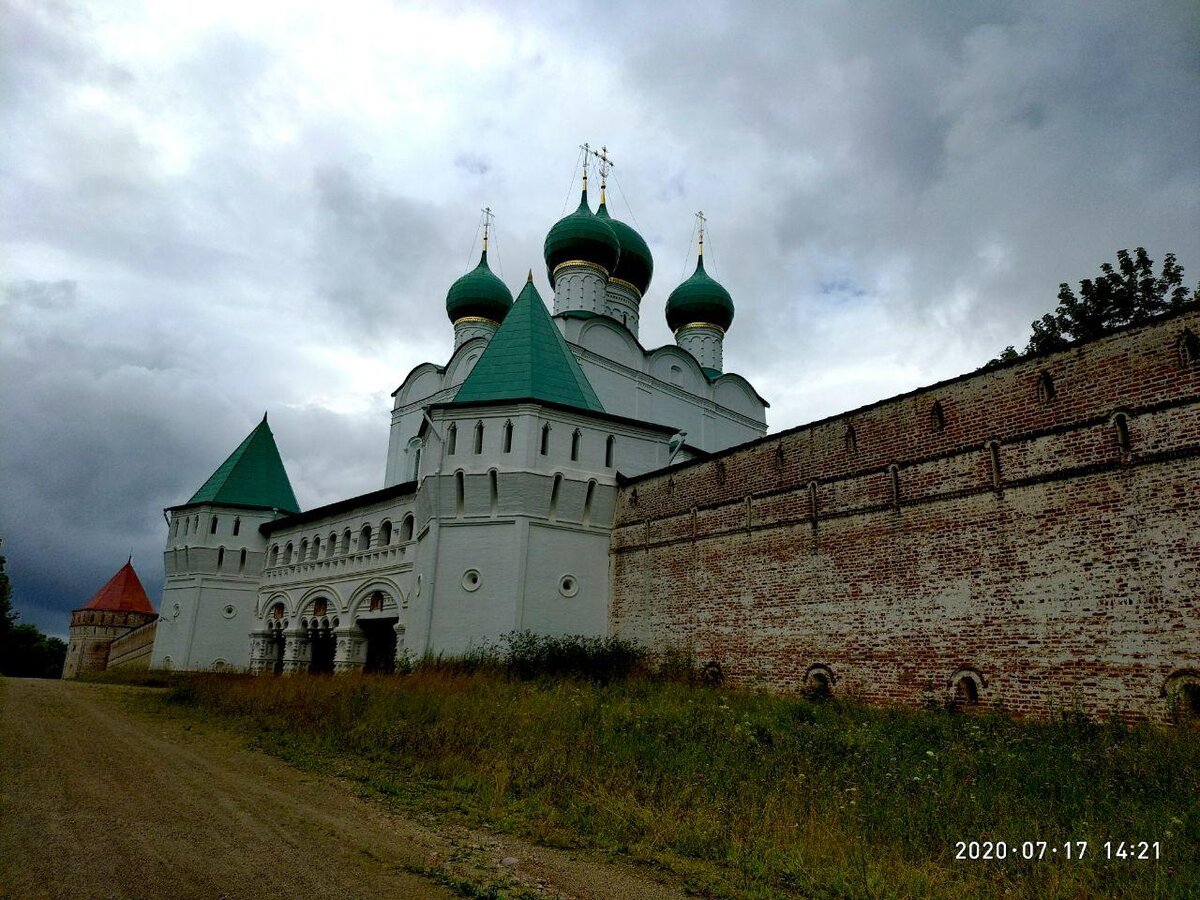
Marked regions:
[610,311,1200,722]
[107,619,158,671]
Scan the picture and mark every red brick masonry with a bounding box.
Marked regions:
[610,311,1200,722]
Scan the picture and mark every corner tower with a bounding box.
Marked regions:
[150,414,299,671]
[62,559,158,678]
[666,213,734,373]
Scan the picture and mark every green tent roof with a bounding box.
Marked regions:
[452,275,605,413]
[186,416,300,512]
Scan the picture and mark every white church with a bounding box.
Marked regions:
[150,161,768,674]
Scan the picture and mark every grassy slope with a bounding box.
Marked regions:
[154,671,1198,899]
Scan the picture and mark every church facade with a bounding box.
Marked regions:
[150,174,768,674]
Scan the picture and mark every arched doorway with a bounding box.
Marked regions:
[357,590,399,674]
[268,603,287,675]
[305,598,336,674]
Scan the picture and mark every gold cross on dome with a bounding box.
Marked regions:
[481,206,494,250]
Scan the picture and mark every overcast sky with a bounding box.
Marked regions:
[3,0,1198,638]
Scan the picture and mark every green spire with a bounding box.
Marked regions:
[186,415,300,512]
[452,273,605,412]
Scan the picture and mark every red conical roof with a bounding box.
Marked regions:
[80,560,156,615]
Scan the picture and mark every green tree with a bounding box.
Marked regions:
[0,538,15,646]
[997,248,1198,360]
[0,539,68,679]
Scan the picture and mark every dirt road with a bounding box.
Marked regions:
[0,679,691,900]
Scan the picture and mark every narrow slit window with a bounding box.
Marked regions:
[540,423,550,456]
[549,473,562,521]
[232,517,241,536]
[570,429,581,462]
[1179,329,1200,367]
[605,435,615,468]
[210,516,219,534]
[489,470,499,516]
[473,420,484,454]
[455,471,465,516]
[502,420,513,453]
[1036,370,1056,404]
[582,480,595,525]
[930,401,946,433]
[446,423,457,455]
[1114,413,1131,453]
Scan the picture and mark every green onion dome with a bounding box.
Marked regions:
[596,201,653,296]
[665,255,735,332]
[543,189,620,285]
[446,250,514,324]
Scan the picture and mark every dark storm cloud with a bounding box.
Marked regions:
[311,163,461,343]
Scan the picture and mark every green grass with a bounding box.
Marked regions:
[153,668,1198,899]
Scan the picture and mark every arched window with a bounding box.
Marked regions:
[473,420,484,454]
[400,514,414,541]
[239,548,247,573]
[359,524,372,552]
[930,400,946,433]
[284,542,294,564]
[1166,671,1200,726]
[380,520,393,546]
[232,517,241,536]
[327,533,336,557]
[844,425,857,453]
[489,469,499,516]
[216,547,225,570]
[669,364,683,386]
[950,669,986,710]
[193,514,200,532]
[804,664,835,700]
[407,437,423,482]
[312,536,321,559]
[570,429,581,462]
[173,519,180,537]
[1036,370,1057,404]
[605,435,615,468]
[502,420,513,453]
[1179,329,1200,367]
[210,516,219,534]
[540,423,550,456]
[299,538,308,561]
[341,529,351,554]
[269,545,279,567]
[446,422,457,455]
[455,471,465,516]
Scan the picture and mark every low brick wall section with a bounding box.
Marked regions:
[107,619,158,671]
[610,311,1200,722]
